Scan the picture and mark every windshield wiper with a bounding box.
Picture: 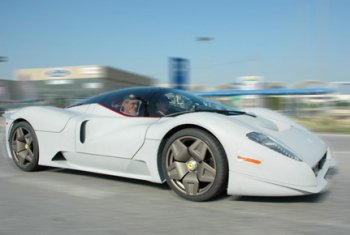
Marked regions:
[166,109,256,117]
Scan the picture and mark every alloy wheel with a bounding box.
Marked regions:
[165,136,217,196]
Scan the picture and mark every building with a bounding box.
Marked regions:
[15,65,154,106]
[0,79,17,101]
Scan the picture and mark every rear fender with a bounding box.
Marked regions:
[9,106,75,133]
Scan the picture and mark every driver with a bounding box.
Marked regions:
[121,94,141,116]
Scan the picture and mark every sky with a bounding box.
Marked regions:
[0,0,349,86]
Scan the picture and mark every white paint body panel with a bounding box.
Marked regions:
[4,104,336,197]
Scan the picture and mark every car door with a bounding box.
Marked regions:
[76,112,158,159]
[75,88,159,159]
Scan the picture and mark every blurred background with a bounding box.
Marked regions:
[1,0,349,133]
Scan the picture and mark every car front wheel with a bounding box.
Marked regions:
[162,128,228,201]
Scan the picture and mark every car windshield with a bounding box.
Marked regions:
[150,89,240,117]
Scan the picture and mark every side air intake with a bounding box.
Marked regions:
[52,152,66,161]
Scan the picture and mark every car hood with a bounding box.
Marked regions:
[232,109,327,167]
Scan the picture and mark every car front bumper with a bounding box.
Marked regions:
[227,150,337,197]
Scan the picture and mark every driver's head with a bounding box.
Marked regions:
[121,94,140,116]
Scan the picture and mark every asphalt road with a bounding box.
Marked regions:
[1,118,350,235]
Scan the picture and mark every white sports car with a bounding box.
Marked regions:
[4,87,336,201]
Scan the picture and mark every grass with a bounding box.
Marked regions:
[294,117,350,134]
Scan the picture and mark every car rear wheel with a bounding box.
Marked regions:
[162,128,228,201]
[9,121,40,171]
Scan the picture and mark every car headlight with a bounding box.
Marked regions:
[246,132,302,162]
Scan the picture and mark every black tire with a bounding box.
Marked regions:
[9,121,40,171]
[162,128,228,201]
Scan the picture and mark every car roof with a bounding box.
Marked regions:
[69,86,173,107]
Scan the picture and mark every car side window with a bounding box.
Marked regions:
[101,90,146,116]
[149,92,193,117]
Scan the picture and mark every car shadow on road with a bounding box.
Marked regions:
[19,166,333,203]
[45,167,171,191]
[229,191,330,203]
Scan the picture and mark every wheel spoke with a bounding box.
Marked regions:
[15,128,25,142]
[197,162,216,183]
[11,141,17,151]
[168,161,189,180]
[15,140,26,153]
[171,139,190,162]
[24,133,33,145]
[182,172,199,195]
[188,139,208,162]
[17,150,28,165]
[26,149,34,163]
